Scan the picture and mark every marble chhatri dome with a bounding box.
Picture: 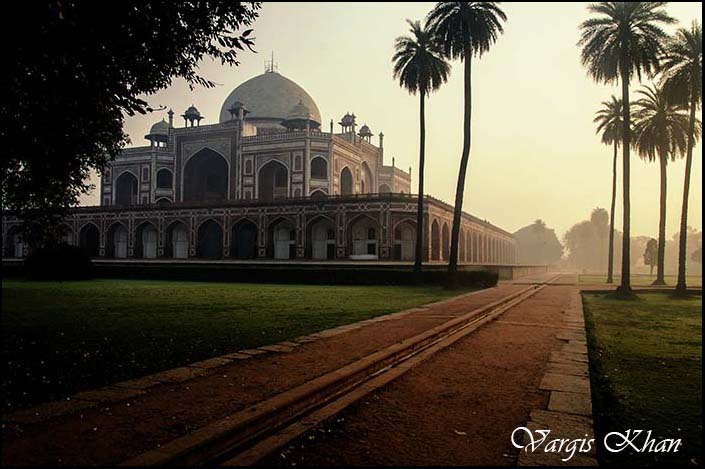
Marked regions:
[219,70,322,126]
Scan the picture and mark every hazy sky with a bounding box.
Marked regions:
[83,2,702,240]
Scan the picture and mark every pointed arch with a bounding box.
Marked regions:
[183,148,229,202]
[134,221,158,259]
[114,170,138,206]
[340,166,354,195]
[196,219,223,258]
[258,160,289,201]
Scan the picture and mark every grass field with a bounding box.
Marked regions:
[578,274,702,287]
[583,292,702,466]
[1,279,468,412]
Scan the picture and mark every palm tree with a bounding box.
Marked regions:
[659,21,702,295]
[578,2,675,294]
[393,20,451,272]
[426,2,506,272]
[632,84,697,285]
[594,96,627,284]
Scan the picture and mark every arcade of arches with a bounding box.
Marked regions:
[11,208,516,264]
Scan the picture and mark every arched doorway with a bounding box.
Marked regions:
[79,223,100,257]
[394,221,416,261]
[310,157,328,180]
[460,229,466,263]
[431,219,440,261]
[115,172,138,206]
[156,169,173,189]
[106,223,128,258]
[441,222,450,261]
[467,231,473,263]
[308,217,336,260]
[340,167,353,195]
[361,162,373,194]
[183,148,228,202]
[4,227,24,258]
[378,184,392,194]
[135,222,157,259]
[165,221,189,259]
[310,189,327,199]
[231,219,258,259]
[196,220,223,258]
[268,218,296,259]
[258,161,289,201]
[349,216,379,259]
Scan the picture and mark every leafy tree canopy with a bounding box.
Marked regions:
[644,238,658,269]
[3,1,261,244]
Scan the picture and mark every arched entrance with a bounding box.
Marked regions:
[308,217,336,260]
[268,218,296,260]
[378,183,392,194]
[165,221,189,259]
[196,220,223,258]
[231,219,258,259]
[4,227,24,258]
[310,157,328,180]
[394,221,416,261]
[340,167,353,195]
[459,229,466,263]
[183,148,228,202]
[431,219,440,261]
[135,222,158,259]
[79,224,100,257]
[115,172,138,206]
[310,189,327,199]
[361,162,373,194]
[156,169,173,189]
[441,222,450,261]
[106,223,128,258]
[258,161,289,202]
[349,215,379,259]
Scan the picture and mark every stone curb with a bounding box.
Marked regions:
[4,287,491,426]
[518,290,598,466]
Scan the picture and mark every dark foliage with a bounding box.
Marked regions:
[71,263,499,288]
[24,243,93,280]
[3,1,260,245]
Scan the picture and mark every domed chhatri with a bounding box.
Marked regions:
[150,119,170,135]
[144,118,170,146]
[219,70,321,131]
[282,100,320,130]
[358,124,373,141]
[182,105,203,127]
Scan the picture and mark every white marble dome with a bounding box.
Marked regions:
[219,71,321,127]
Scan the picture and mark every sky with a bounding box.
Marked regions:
[82,2,703,241]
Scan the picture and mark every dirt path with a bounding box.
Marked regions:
[2,281,546,466]
[262,285,577,466]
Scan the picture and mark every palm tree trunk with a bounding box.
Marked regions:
[414,91,426,272]
[653,154,667,285]
[607,140,617,283]
[617,65,632,294]
[448,46,473,273]
[675,83,698,295]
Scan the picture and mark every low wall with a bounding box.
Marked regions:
[2,258,546,282]
[483,264,549,280]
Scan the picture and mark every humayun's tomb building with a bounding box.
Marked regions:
[3,66,516,264]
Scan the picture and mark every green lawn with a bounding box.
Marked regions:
[1,279,467,412]
[578,274,702,287]
[583,292,702,466]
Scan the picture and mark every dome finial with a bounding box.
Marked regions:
[265,51,278,73]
